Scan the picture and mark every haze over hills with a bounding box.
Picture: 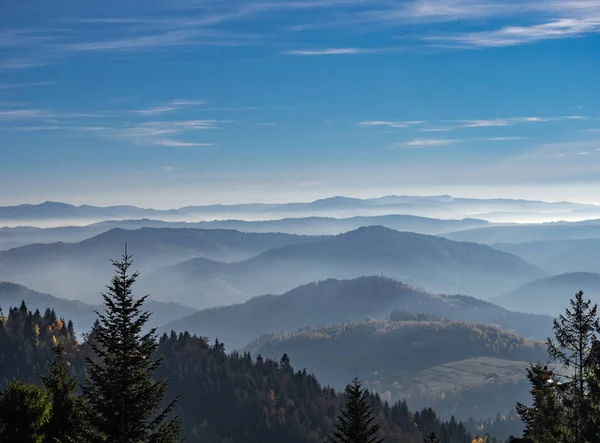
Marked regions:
[0,228,322,303]
[0,282,196,333]
[443,220,600,244]
[494,238,600,274]
[160,276,553,349]
[246,319,547,420]
[0,214,490,251]
[493,272,600,316]
[151,226,545,308]
[1,195,598,227]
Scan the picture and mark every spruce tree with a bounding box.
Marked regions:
[41,343,86,443]
[515,364,566,443]
[546,290,600,443]
[83,250,182,443]
[0,381,52,443]
[424,431,440,443]
[328,377,384,443]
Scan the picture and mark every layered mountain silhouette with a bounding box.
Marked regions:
[493,272,600,316]
[151,226,544,307]
[160,276,552,349]
[0,228,320,302]
[2,195,596,225]
[494,238,600,274]
[246,318,547,420]
[0,282,195,333]
[0,214,489,251]
[444,220,600,244]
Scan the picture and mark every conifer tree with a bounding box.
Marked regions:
[0,381,52,443]
[41,343,86,443]
[83,249,182,443]
[516,290,600,443]
[547,290,600,443]
[279,353,293,374]
[424,431,440,443]
[515,364,565,443]
[328,377,384,443]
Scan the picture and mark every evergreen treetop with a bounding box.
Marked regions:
[82,249,182,443]
[328,377,384,443]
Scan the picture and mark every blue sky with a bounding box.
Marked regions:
[1,0,599,207]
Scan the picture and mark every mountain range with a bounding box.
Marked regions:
[160,276,553,349]
[443,220,600,244]
[2,195,598,226]
[0,228,321,303]
[0,214,490,250]
[494,238,600,274]
[149,226,544,307]
[246,318,547,420]
[0,282,195,333]
[493,272,600,316]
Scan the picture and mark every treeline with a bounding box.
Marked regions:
[0,253,494,443]
[248,319,546,384]
[511,291,600,442]
[0,302,81,384]
[3,250,598,442]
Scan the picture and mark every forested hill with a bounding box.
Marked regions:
[493,272,600,316]
[161,276,553,348]
[154,226,544,308]
[0,301,81,384]
[247,319,547,420]
[155,332,479,443]
[0,282,196,333]
[0,300,486,443]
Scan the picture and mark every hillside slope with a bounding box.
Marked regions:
[154,226,544,307]
[0,227,320,302]
[493,272,600,316]
[494,238,600,274]
[0,282,195,333]
[247,319,547,420]
[161,276,552,348]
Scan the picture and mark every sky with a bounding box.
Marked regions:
[1,0,600,208]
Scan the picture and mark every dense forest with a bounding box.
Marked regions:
[3,252,600,442]
[0,302,81,384]
[0,301,492,443]
[0,255,497,443]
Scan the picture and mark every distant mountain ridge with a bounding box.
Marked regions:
[1,195,597,226]
[444,220,600,244]
[160,276,553,349]
[152,226,545,307]
[0,227,321,303]
[493,272,600,316]
[0,214,490,250]
[246,318,547,420]
[0,282,196,333]
[494,238,600,274]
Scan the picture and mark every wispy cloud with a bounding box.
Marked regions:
[0,81,57,91]
[284,48,386,55]
[401,138,460,146]
[428,17,600,48]
[153,139,214,147]
[0,57,48,70]
[359,120,426,128]
[398,136,523,147]
[0,109,56,119]
[132,107,178,116]
[461,115,586,127]
[421,127,452,132]
[59,29,249,52]
[131,99,207,115]
[169,99,207,106]
[104,119,224,147]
